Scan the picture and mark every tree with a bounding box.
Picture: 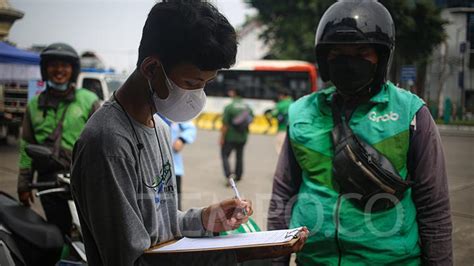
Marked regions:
[379,0,447,98]
[247,0,332,62]
[247,0,447,97]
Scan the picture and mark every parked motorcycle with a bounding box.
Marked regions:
[0,145,86,265]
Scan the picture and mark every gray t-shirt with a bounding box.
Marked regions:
[71,100,235,265]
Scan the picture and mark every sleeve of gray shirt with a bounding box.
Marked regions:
[72,144,151,266]
[267,133,302,266]
[408,106,453,265]
[177,209,211,237]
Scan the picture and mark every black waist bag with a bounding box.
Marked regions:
[331,100,412,212]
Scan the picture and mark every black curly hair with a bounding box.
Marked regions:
[137,0,237,71]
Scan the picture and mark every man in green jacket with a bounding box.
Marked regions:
[268,1,452,265]
[220,87,254,182]
[17,43,99,236]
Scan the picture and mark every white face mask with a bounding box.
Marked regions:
[47,80,69,91]
[148,67,206,122]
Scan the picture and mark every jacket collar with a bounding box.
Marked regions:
[317,82,391,116]
[38,87,76,109]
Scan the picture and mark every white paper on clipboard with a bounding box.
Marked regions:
[148,227,303,253]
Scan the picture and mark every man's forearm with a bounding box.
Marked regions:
[220,125,228,143]
[17,168,33,192]
[409,106,453,265]
[268,134,302,265]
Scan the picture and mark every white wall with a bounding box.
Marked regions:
[235,22,270,62]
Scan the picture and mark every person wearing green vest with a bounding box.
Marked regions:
[268,1,452,265]
[17,43,100,236]
[269,87,293,154]
[220,87,254,182]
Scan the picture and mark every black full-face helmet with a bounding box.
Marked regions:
[315,0,395,86]
[40,43,80,83]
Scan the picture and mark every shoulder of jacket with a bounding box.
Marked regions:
[290,92,319,111]
[27,94,40,106]
[75,88,99,103]
[386,82,425,104]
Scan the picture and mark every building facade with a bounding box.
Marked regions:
[235,19,270,63]
[426,0,474,118]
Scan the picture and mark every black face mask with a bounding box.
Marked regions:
[328,55,376,96]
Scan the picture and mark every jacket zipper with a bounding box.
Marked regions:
[335,194,343,266]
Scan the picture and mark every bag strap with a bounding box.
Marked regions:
[330,95,352,145]
[331,98,342,123]
[45,103,70,157]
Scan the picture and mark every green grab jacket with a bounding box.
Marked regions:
[18,88,99,192]
[288,82,424,265]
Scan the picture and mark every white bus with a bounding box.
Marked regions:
[196,60,318,134]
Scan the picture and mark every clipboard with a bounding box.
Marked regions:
[145,227,302,254]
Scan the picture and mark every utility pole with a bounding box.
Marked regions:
[460,41,466,120]
[456,25,466,120]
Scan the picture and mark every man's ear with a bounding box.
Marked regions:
[139,57,161,80]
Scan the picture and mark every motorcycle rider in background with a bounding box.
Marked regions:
[17,43,100,236]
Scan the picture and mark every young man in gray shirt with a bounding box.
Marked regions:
[71,2,307,265]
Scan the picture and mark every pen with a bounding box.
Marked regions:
[228,178,248,216]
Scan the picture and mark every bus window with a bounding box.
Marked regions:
[205,70,312,100]
[199,60,317,131]
[287,71,311,99]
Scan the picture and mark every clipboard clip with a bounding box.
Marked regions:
[284,228,302,239]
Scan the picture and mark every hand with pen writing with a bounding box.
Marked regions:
[201,198,253,232]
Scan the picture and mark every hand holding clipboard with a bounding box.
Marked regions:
[236,226,309,262]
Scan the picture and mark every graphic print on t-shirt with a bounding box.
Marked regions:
[154,160,174,204]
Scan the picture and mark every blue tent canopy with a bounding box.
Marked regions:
[0,41,39,65]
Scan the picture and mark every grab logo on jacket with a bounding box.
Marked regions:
[368,111,400,122]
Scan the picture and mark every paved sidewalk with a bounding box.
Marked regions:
[0,127,472,264]
[437,124,474,137]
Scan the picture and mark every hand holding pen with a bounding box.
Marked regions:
[228,177,248,216]
[201,180,253,232]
